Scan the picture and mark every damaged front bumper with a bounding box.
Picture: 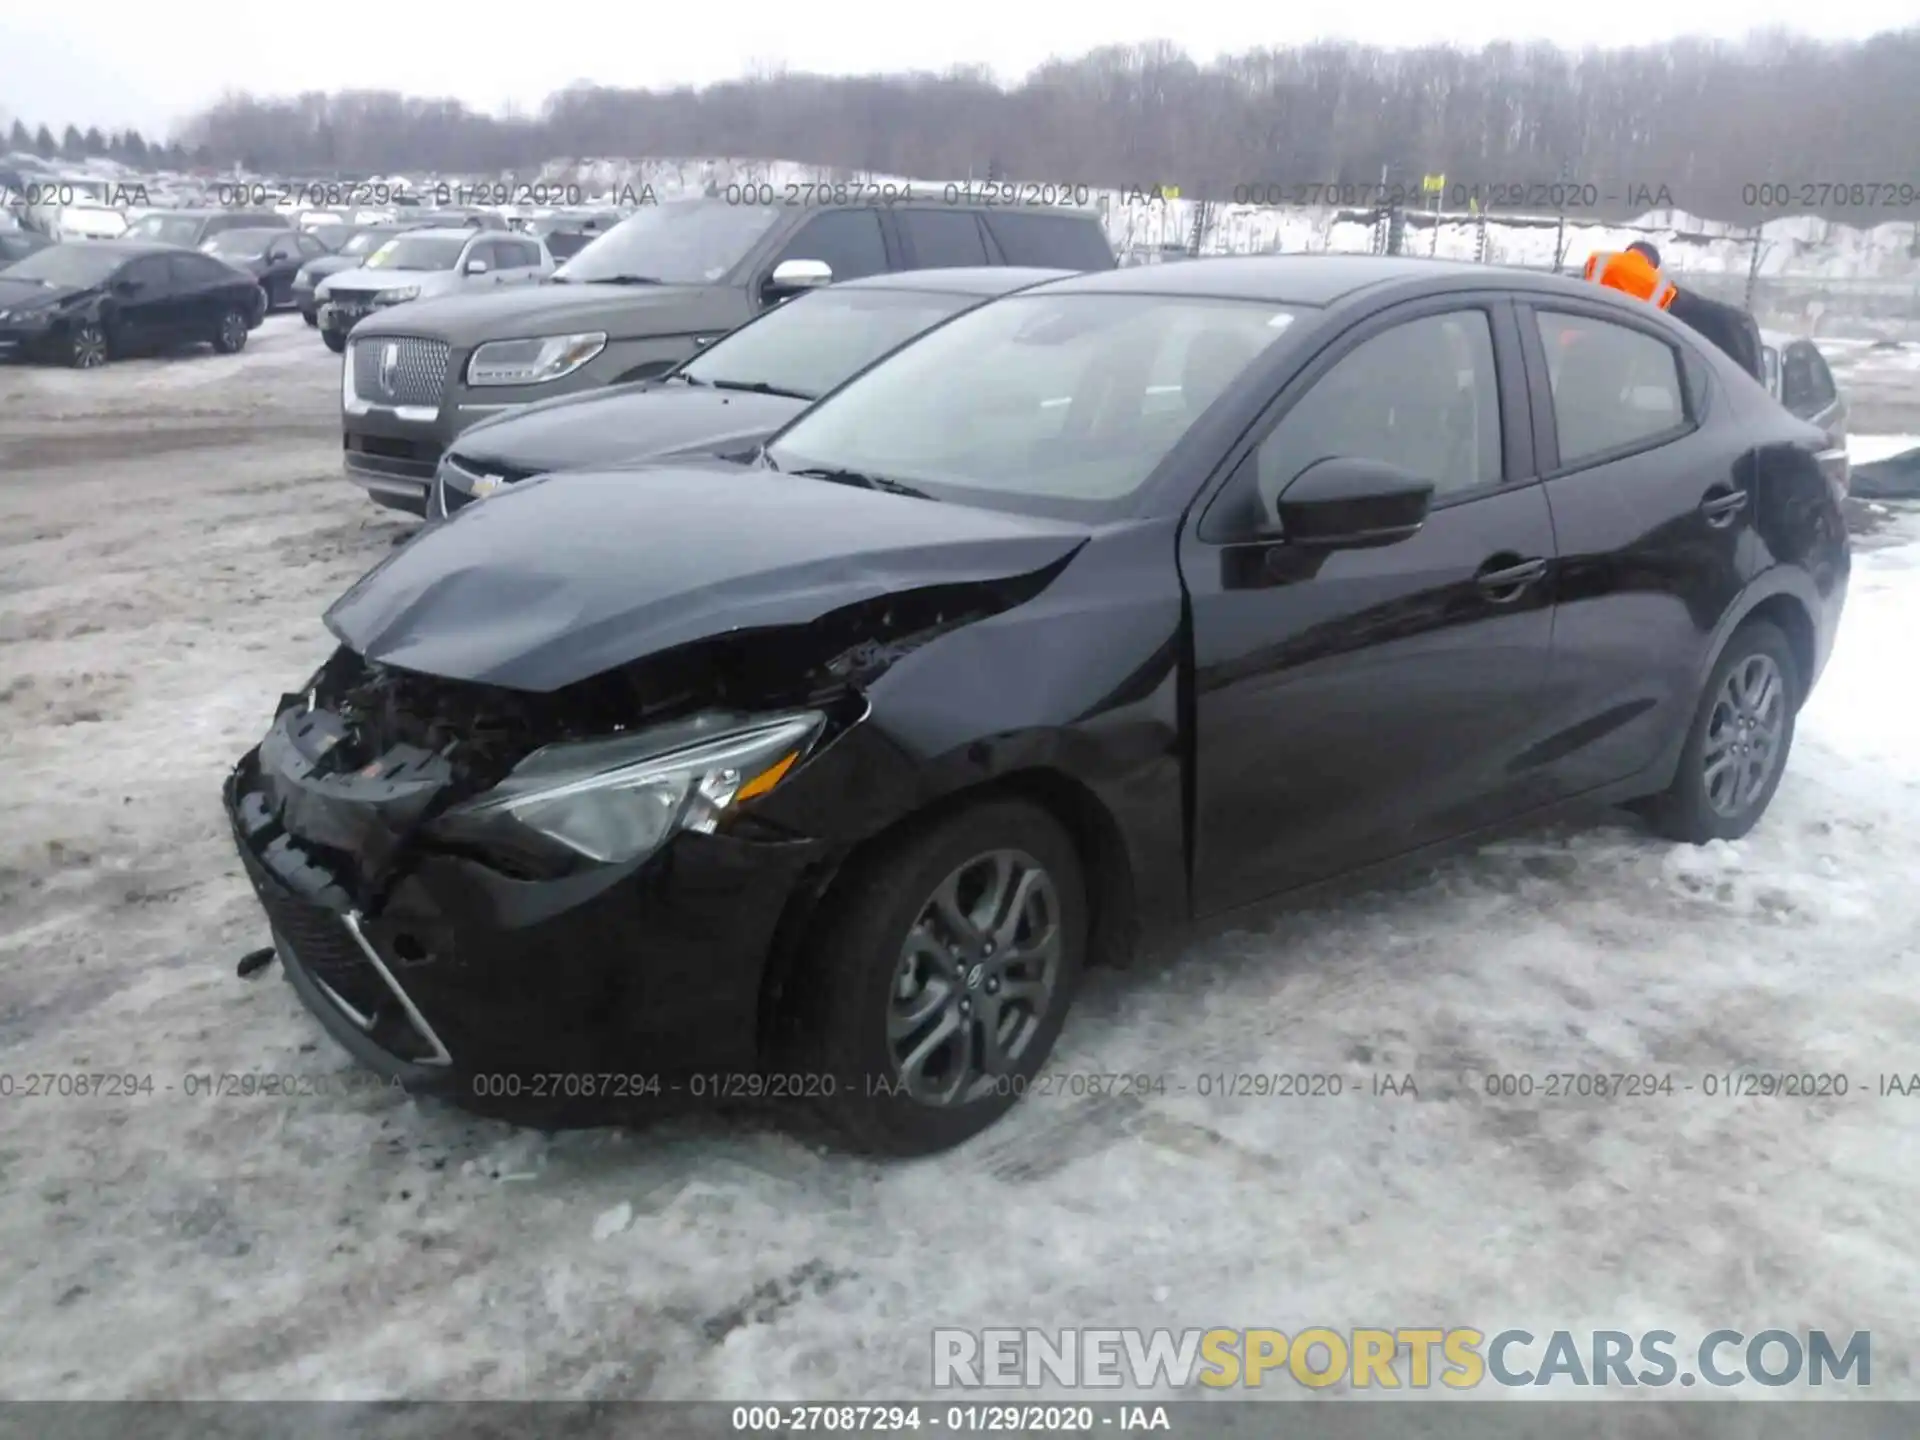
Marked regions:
[222,689,832,1122]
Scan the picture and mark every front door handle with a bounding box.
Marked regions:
[1475,556,1548,602]
[1700,485,1749,526]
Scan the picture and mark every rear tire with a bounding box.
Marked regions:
[1641,620,1798,843]
[322,329,347,355]
[787,799,1086,1155]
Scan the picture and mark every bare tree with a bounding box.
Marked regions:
[149,28,1920,222]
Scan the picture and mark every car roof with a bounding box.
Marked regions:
[49,239,173,258]
[1031,253,1594,306]
[148,208,273,219]
[210,226,294,241]
[402,227,488,241]
[839,266,1075,297]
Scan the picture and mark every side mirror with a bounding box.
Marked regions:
[463,258,489,275]
[1271,457,1434,550]
[113,278,141,296]
[765,258,831,298]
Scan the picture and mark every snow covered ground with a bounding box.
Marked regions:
[0,321,1917,1401]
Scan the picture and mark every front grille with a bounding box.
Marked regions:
[350,335,450,408]
[256,873,387,1017]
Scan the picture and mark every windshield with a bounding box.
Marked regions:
[364,235,466,271]
[205,229,278,257]
[342,228,400,257]
[2,244,124,287]
[681,287,975,400]
[127,214,203,245]
[764,293,1299,513]
[555,199,781,284]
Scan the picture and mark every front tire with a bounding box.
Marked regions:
[65,321,109,369]
[1642,620,1798,843]
[213,309,249,354]
[301,308,318,328]
[789,799,1086,1155]
[322,329,347,354]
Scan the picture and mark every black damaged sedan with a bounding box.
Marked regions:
[226,256,1848,1154]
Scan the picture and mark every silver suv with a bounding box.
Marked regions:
[316,227,551,353]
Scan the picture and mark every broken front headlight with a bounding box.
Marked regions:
[440,711,824,866]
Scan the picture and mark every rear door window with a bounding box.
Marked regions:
[897,209,991,269]
[983,211,1115,270]
[1531,310,1690,467]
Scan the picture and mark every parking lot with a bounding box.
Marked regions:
[2,323,1918,1400]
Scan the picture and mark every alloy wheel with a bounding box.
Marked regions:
[71,325,107,368]
[221,313,247,351]
[887,848,1063,1106]
[1702,652,1787,817]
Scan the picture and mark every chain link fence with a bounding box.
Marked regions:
[1107,198,1920,342]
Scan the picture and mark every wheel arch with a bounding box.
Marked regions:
[1707,577,1819,709]
[754,766,1139,1057]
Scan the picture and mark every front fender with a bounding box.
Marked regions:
[754,520,1192,935]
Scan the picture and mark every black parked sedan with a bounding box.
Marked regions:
[223,255,1848,1153]
[429,266,1073,519]
[202,227,333,311]
[0,240,266,367]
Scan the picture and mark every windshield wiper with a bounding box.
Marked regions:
[787,466,935,501]
[586,274,666,285]
[707,379,814,400]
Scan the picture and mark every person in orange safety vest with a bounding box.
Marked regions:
[1583,240,1677,309]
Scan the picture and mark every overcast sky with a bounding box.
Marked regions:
[3,0,1914,139]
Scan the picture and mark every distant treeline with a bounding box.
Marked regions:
[18,29,1920,224]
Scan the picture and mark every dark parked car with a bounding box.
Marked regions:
[0,229,54,270]
[0,240,266,367]
[202,226,332,310]
[123,207,284,249]
[342,197,1117,512]
[1762,329,1850,492]
[291,222,436,325]
[225,256,1846,1153]
[429,266,1071,519]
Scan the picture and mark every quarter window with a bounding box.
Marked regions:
[1532,311,1688,466]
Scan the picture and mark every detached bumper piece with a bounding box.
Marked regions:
[226,758,456,1090]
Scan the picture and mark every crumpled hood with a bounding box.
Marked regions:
[447,381,806,475]
[325,461,1091,692]
[0,277,82,313]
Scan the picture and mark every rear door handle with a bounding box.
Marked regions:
[1700,486,1749,525]
[1474,556,1548,601]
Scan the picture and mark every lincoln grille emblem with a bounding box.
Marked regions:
[379,342,400,397]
